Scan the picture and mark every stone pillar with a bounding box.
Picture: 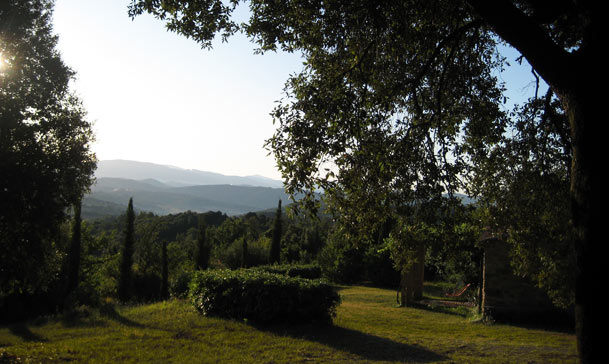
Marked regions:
[481,237,556,321]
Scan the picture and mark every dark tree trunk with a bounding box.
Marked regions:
[565,86,601,364]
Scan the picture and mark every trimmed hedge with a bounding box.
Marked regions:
[188,269,340,324]
[255,264,322,279]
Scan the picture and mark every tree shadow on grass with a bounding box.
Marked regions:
[412,300,473,318]
[100,307,147,329]
[255,322,446,363]
[8,324,47,342]
[490,309,575,334]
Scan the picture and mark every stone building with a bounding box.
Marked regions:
[479,232,559,322]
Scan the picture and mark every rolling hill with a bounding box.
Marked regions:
[84,160,474,219]
[83,176,292,218]
[95,160,284,188]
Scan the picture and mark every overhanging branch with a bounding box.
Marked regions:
[466,0,575,93]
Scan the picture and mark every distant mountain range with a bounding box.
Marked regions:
[95,160,284,188]
[83,159,475,219]
[82,160,289,218]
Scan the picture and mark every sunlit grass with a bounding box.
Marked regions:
[0,285,576,363]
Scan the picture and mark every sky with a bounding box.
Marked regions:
[52,0,304,180]
[52,0,545,181]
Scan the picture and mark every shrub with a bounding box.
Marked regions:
[170,270,194,298]
[286,264,322,279]
[255,264,322,279]
[317,240,365,284]
[188,269,340,324]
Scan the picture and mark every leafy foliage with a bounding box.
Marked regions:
[254,264,322,280]
[0,0,96,296]
[160,241,169,299]
[195,217,211,270]
[169,270,194,299]
[471,95,574,308]
[269,199,282,264]
[65,201,83,298]
[317,229,365,284]
[189,269,340,324]
[125,1,605,359]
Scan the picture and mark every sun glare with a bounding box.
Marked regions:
[0,50,10,66]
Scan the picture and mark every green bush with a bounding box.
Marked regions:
[286,264,322,279]
[255,264,322,279]
[317,240,365,283]
[170,270,194,298]
[188,269,340,324]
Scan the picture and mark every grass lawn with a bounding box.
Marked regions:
[0,285,577,363]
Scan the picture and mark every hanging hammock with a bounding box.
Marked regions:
[445,283,471,297]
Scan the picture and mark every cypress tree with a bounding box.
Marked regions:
[65,200,82,297]
[241,237,248,268]
[269,199,282,264]
[195,217,210,270]
[118,198,135,302]
[160,241,168,299]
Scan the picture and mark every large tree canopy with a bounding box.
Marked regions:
[128,1,601,362]
[472,94,575,309]
[0,0,96,295]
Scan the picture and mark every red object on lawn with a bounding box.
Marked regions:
[445,283,471,297]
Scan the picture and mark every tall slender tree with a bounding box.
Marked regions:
[160,241,169,299]
[195,217,210,270]
[65,200,82,298]
[118,198,135,302]
[269,200,282,264]
[241,237,249,268]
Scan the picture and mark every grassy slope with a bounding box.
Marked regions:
[0,285,576,364]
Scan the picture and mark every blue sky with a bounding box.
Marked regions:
[53,0,303,180]
[52,0,545,181]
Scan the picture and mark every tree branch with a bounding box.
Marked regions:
[466,0,575,92]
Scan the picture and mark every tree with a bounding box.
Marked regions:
[65,200,83,298]
[386,198,464,305]
[195,217,210,270]
[0,0,96,296]
[269,199,282,264]
[425,211,482,293]
[241,237,249,268]
[118,198,135,301]
[471,97,575,309]
[128,1,601,361]
[386,221,428,306]
[134,213,162,275]
[160,241,169,299]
